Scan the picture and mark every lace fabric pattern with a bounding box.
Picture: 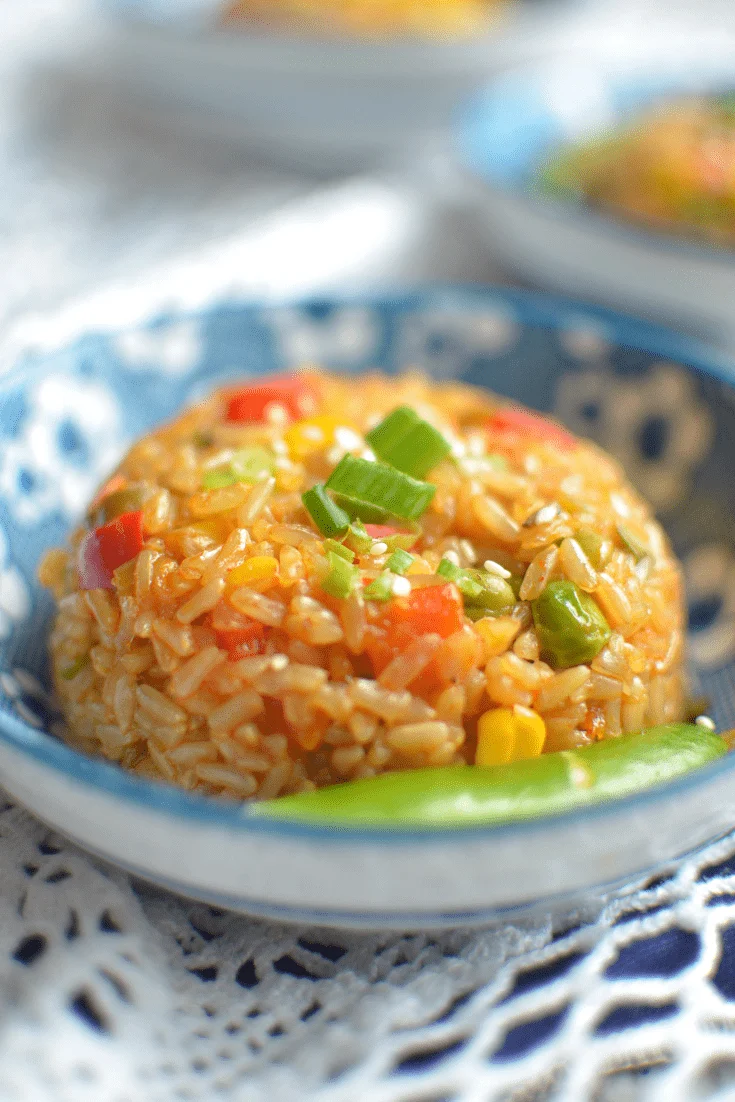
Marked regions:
[4,795,735,1101]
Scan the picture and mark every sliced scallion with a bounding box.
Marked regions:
[302,485,350,537]
[344,521,373,555]
[437,557,462,581]
[324,539,355,563]
[367,406,451,479]
[321,551,358,600]
[326,455,435,521]
[386,549,414,575]
[363,573,394,602]
[202,446,274,490]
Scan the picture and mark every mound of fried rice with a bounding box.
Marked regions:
[39,370,685,802]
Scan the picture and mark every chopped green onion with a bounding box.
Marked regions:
[386,549,414,575]
[616,523,649,562]
[59,654,89,681]
[202,447,274,490]
[363,573,394,602]
[382,531,419,553]
[324,539,355,563]
[366,406,451,479]
[575,528,605,570]
[326,456,435,521]
[332,494,391,524]
[437,557,462,581]
[321,551,358,600]
[302,485,350,537]
[343,521,373,555]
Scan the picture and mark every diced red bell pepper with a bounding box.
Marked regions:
[366,583,464,676]
[225,374,318,425]
[78,511,145,590]
[215,622,268,660]
[486,407,576,452]
[363,524,402,540]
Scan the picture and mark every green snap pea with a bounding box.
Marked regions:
[253,725,728,828]
[532,580,610,669]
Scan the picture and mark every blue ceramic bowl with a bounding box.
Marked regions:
[456,55,735,350]
[2,286,735,928]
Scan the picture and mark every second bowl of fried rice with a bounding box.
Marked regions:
[2,286,735,926]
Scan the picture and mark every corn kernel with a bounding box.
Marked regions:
[227,555,279,592]
[474,616,521,660]
[476,705,546,767]
[284,415,350,460]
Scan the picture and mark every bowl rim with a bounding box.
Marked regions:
[456,56,735,266]
[4,282,735,844]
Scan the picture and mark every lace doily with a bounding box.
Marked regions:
[3,796,735,1102]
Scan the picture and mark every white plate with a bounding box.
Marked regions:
[455,53,735,351]
[96,0,588,172]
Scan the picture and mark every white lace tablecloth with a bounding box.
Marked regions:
[6,2,735,1100]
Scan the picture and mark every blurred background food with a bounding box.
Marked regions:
[222,0,506,39]
[541,94,735,247]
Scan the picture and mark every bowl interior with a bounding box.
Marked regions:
[2,288,735,812]
[458,57,735,192]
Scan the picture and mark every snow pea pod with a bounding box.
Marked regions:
[254,725,728,828]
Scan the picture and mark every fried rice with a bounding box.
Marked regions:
[39,370,685,802]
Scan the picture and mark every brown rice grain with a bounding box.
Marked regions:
[535,666,591,711]
[195,764,258,798]
[169,646,227,699]
[472,494,520,543]
[378,633,442,692]
[559,537,598,591]
[208,690,264,732]
[519,545,559,601]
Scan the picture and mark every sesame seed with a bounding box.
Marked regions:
[335,427,362,450]
[391,576,411,597]
[695,715,716,731]
[371,542,388,556]
[484,560,511,579]
[443,550,461,566]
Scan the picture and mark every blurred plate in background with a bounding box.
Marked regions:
[455,50,735,351]
[97,0,592,173]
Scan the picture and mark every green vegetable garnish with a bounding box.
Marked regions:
[575,527,605,570]
[202,447,274,490]
[253,724,728,827]
[366,406,451,479]
[386,549,414,575]
[326,456,436,522]
[343,521,373,555]
[302,485,350,538]
[617,523,649,562]
[437,557,462,582]
[363,573,394,602]
[532,580,611,669]
[321,551,359,600]
[324,539,355,563]
[90,487,146,526]
[59,654,89,681]
[437,559,515,616]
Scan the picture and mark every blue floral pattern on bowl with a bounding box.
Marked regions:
[1,287,735,781]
